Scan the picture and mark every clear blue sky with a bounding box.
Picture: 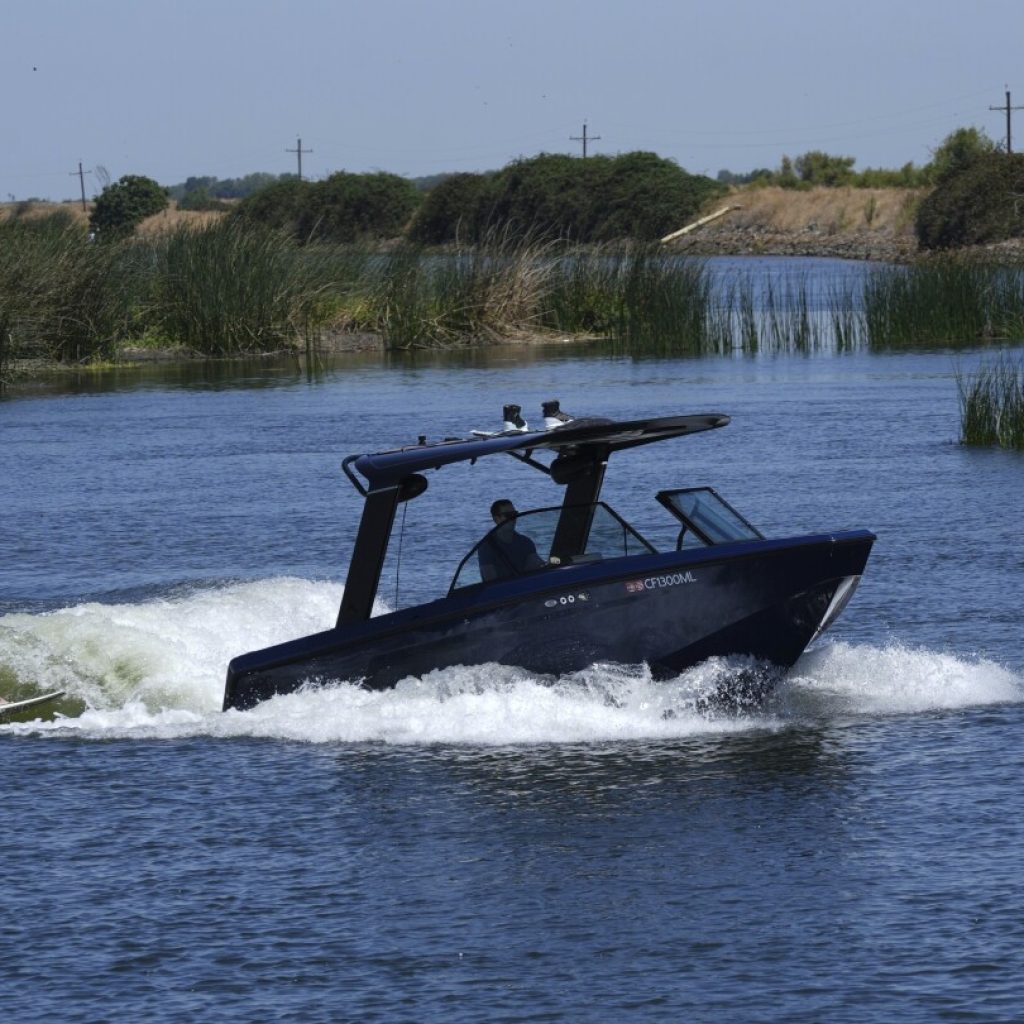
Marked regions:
[4,0,1022,200]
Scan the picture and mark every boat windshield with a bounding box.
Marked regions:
[657,487,763,548]
[450,502,655,592]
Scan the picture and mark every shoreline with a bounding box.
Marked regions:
[670,228,917,263]
[5,235,1023,387]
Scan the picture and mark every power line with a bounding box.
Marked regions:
[286,136,313,179]
[989,88,1024,154]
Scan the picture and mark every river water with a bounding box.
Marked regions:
[2,260,1023,1022]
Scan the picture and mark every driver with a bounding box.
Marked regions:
[477,499,545,581]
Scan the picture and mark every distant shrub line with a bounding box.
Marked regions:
[71,127,1024,256]
[230,152,726,247]
[405,152,726,245]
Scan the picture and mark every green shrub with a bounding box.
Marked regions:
[235,172,419,244]
[407,152,725,245]
[89,175,168,239]
[177,188,229,212]
[926,127,998,185]
[794,151,857,187]
[234,178,314,232]
[407,172,495,244]
[916,153,1024,249]
[298,171,420,243]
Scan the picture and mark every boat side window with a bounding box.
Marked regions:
[656,488,764,548]
[451,506,561,590]
[449,503,655,591]
[584,503,657,560]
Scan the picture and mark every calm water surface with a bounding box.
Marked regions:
[2,319,1023,1020]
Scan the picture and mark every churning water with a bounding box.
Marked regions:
[3,291,1023,1021]
[1,578,1019,745]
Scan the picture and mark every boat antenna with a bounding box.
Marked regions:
[393,499,408,611]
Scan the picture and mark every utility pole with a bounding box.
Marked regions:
[989,88,1024,154]
[286,136,313,180]
[570,122,601,158]
[69,161,91,211]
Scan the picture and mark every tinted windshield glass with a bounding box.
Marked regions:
[657,488,763,545]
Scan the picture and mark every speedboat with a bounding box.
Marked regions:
[223,403,875,711]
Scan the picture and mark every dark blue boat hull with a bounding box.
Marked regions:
[223,530,874,711]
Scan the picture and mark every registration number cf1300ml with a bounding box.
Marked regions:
[624,571,698,594]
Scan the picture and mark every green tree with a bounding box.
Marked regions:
[777,156,799,188]
[916,151,1024,248]
[177,187,229,212]
[408,172,494,244]
[213,172,284,198]
[233,178,313,231]
[299,171,420,242]
[89,175,168,238]
[180,175,217,196]
[234,172,419,243]
[794,151,857,186]
[407,152,725,244]
[926,127,997,184]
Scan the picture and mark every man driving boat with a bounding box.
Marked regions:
[477,498,545,581]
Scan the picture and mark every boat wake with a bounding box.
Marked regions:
[1,580,1020,743]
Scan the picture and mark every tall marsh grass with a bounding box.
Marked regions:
[367,242,550,348]
[543,245,713,353]
[152,220,335,355]
[864,260,1024,348]
[7,214,1024,370]
[0,212,142,364]
[957,357,1024,450]
[362,241,715,352]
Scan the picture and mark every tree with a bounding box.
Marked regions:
[408,172,494,244]
[777,156,799,188]
[299,171,420,242]
[234,172,419,243]
[716,167,773,186]
[406,152,725,244]
[234,178,313,231]
[916,151,1024,248]
[177,187,229,212]
[793,151,857,187]
[89,175,168,238]
[926,127,997,184]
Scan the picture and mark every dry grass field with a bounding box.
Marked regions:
[0,200,227,233]
[0,201,90,226]
[719,185,922,235]
[665,186,926,259]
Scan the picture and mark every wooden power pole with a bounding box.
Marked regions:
[286,137,313,179]
[69,161,91,211]
[990,89,1024,154]
[570,122,601,158]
